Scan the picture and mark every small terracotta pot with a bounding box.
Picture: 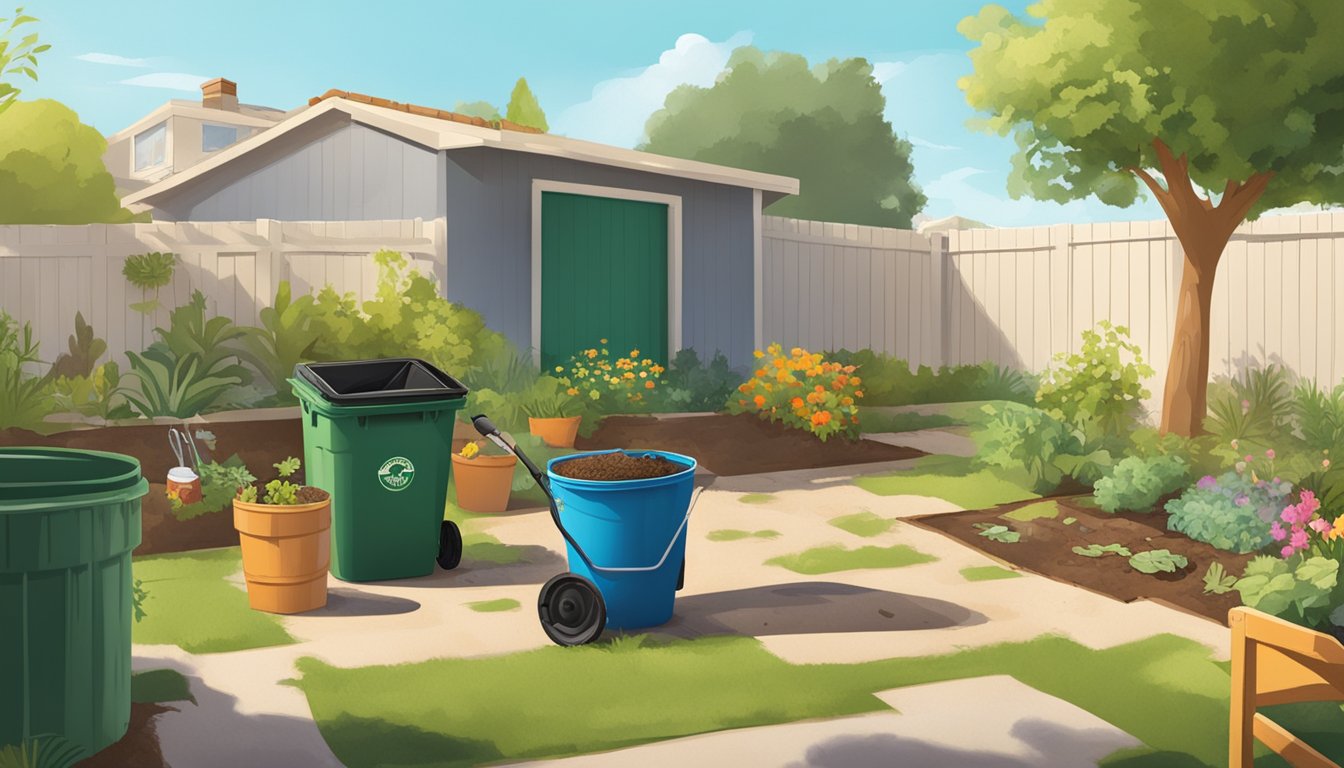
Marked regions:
[528,415,582,448]
[452,453,517,513]
[233,493,330,614]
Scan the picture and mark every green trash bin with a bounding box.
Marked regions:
[0,447,148,757]
[292,358,468,582]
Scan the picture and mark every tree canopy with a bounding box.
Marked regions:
[959,0,1344,435]
[505,77,548,132]
[0,7,47,115]
[641,47,925,228]
[0,100,133,224]
[454,100,501,122]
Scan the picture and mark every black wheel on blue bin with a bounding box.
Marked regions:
[538,573,605,646]
[676,558,685,591]
[437,520,463,571]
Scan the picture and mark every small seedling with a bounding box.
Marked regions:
[237,457,305,505]
[974,522,1020,543]
[1072,543,1132,558]
[1202,562,1237,594]
[1129,549,1189,574]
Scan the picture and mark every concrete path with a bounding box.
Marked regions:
[133,456,1228,767]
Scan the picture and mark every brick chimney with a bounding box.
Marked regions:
[201,78,238,110]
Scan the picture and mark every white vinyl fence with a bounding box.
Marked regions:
[0,218,445,369]
[762,211,1344,397]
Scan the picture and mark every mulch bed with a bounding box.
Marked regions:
[911,495,1257,624]
[576,413,924,476]
[0,419,304,556]
[76,702,173,768]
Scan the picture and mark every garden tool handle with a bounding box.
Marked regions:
[471,414,547,484]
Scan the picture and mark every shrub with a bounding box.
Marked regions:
[1035,321,1152,432]
[123,291,253,418]
[826,349,1035,406]
[726,343,862,441]
[50,311,106,379]
[0,311,57,431]
[238,281,320,403]
[1234,555,1341,630]
[1165,469,1289,553]
[1093,454,1189,513]
[655,348,739,412]
[517,375,585,419]
[1292,380,1344,456]
[973,402,1073,492]
[1205,364,1295,446]
[51,362,133,420]
[554,340,665,414]
[122,252,177,315]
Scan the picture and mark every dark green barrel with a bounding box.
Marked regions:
[0,448,147,757]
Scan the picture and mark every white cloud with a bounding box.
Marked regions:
[909,135,960,151]
[870,61,906,83]
[551,31,752,148]
[76,52,150,67]
[119,72,210,92]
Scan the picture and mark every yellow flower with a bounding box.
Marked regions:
[623,372,635,380]
[753,349,765,359]
[639,371,648,378]
[651,365,665,374]
[600,338,609,344]
[459,442,480,459]
[1330,515,1344,541]
[555,366,564,372]
[630,349,640,358]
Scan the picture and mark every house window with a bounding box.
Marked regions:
[202,123,240,153]
[133,121,168,171]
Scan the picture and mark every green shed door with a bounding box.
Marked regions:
[540,191,669,369]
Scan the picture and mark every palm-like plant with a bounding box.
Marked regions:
[238,281,320,401]
[1206,364,1296,443]
[123,291,251,418]
[0,311,56,430]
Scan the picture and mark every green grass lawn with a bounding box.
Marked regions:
[737,493,776,504]
[854,454,1039,510]
[706,529,781,542]
[466,598,521,613]
[1002,499,1061,522]
[132,548,294,654]
[859,410,957,434]
[828,510,897,537]
[766,544,935,574]
[959,565,1022,582]
[292,633,1343,768]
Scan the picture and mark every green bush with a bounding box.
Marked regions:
[1205,364,1295,446]
[123,291,253,418]
[1035,321,1152,432]
[1165,471,1283,554]
[50,311,106,379]
[1292,380,1344,456]
[973,402,1073,493]
[655,348,739,412]
[0,311,57,431]
[1234,555,1341,630]
[238,281,320,403]
[51,362,133,420]
[1093,454,1189,513]
[827,349,1035,406]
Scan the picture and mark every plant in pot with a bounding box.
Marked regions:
[522,375,586,448]
[452,439,517,513]
[232,457,331,614]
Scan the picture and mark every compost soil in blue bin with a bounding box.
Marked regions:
[550,452,682,481]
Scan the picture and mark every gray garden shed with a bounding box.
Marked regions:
[123,91,798,369]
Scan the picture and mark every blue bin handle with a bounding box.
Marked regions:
[578,486,703,573]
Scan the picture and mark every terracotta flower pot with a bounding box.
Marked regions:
[452,453,517,513]
[233,493,331,614]
[528,415,583,448]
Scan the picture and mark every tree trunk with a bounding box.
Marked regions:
[1127,139,1272,438]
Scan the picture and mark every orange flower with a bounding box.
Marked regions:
[651,365,664,374]
[738,382,754,393]
[791,397,804,408]
[854,390,864,398]
[850,376,862,386]
[811,411,832,426]
[738,399,747,406]
[814,385,825,393]
[840,396,854,406]
[645,380,655,389]
[753,395,766,408]
[836,375,849,387]
[755,369,767,378]
[566,387,579,396]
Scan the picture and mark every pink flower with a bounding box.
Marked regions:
[1271,522,1287,541]
[1291,528,1310,550]
[1234,494,1250,507]
[1241,399,1251,413]
[1310,518,1332,534]
[1197,475,1218,490]
[1245,455,1254,463]
[1324,459,1332,469]
[1281,505,1298,524]
[1282,545,1297,558]
[1266,449,1276,460]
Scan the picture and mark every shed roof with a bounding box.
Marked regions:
[123,92,800,207]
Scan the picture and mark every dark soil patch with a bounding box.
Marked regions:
[576,414,923,476]
[77,702,172,768]
[236,484,330,505]
[911,496,1256,624]
[552,453,684,481]
[0,418,303,556]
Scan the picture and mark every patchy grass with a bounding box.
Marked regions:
[959,565,1021,582]
[706,529,781,542]
[737,493,776,504]
[132,548,294,654]
[854,454,1039,510]
[131,669,195,704]
[462,531,524,565]
[859,410,957,434]
[1002,500,1060,522]
[766,544,935,575]
[467,598,521,613]
[294,633,1339,768]
[828,510,897,537]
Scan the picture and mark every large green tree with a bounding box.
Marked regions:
[0,7,47,114]
[960,0,1344,437]
[0,100,132,223]
[641,47,925,228]
[505,77,548,131]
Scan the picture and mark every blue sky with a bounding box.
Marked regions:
[21,0,1169,226]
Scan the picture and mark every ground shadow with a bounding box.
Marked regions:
[785,717,1137,768]
[304,588,421,617]
[362,544,568,589]
[661,581,985,638]
[318,714,502,768]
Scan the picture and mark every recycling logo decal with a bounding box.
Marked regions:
[378,456,416,492]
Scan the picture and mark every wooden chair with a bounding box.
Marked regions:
[1229,606,1344,767]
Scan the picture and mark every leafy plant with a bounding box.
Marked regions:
[170,455,255,521]
[972,402,1072,492]
[1292,380,1344,456]
[728,343,862,441]
[238,281,319,402]
[1072,543,1132,558]
[122,252,176,314]
[123,291,252,418]
[518,375,583,419]
[1036,321,1153,433]
[1093,454,1189,514]
[262,458,303,505]
[1234,555,1340,629]
[461,345,540,395]
[1202,562,1237,595]
[0,6,49,116]
[0,311,56,430]
[826,349,1036,407]
[51,362,133,420]
[1165,471,1283,554]
[1128,549,1188,574]
[49,311,105,379]
[655,348,740,412]
[974,522,1020,543]
[132,579,148,622]
[557,339,666,415]
[0,733,85,768]
[1205,364,1295,446]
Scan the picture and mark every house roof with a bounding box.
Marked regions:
[122,92,800,207]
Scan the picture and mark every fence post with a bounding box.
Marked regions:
[933,232,949,368]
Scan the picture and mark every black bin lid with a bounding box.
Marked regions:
[295,358,468,406]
